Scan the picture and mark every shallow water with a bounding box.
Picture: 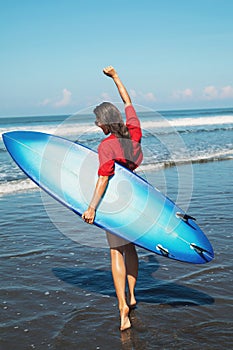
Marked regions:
[1,160,233,349]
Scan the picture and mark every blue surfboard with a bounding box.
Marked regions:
[3,131,214,264]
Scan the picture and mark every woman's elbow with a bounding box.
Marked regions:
[99,175,109,184]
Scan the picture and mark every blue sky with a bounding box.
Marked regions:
[1,0,233,116]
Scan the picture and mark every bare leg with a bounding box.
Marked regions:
[125,243,138,307]
[110,247,131,331]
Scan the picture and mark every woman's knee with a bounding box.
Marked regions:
[110,246,124,257]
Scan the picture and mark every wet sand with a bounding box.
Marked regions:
[1,161,233,349]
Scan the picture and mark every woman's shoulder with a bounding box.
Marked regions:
[125,105,141,130]
[98,134,117,151]
[100,134,116,144]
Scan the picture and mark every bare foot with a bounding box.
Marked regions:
[120,305,131,331]
[128,294,137,309]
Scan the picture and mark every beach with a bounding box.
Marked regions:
[0,108,233,349]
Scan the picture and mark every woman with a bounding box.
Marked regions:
[82,66,143,331]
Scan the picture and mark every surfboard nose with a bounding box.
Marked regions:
[3,131,50,158]
[3,131,47,145]
[2,131,16,146]
[3,131,27,158]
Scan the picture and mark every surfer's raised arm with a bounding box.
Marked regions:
[103,66,132,106]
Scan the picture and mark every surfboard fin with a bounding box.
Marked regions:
[190,243,213,263]
[176,212,196,222]
[156,244,169,257]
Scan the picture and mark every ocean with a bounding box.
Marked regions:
[0,106,233,349]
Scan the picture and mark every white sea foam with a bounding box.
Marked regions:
[0,123,99,139]
[1,115,232,140]
[141,115,233,130]
[139,149,233,172]
[0,178,38,196]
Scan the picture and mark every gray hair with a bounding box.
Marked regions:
[94,102,135,169]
